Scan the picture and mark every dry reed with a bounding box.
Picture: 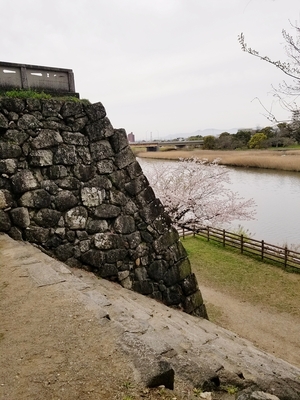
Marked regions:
[136,149,300,172]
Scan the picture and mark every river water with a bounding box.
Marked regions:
[138,158,300,247]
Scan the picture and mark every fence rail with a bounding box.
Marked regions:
[179,225,300,271]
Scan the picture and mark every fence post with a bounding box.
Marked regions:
[261,240,264,260]
[207,226,210,241]
[193,224,195,237]
[284,246,288,268]
[20,66,29,89]
[241,234,244,254]
[182,227,185,239]
[223,229,225,247]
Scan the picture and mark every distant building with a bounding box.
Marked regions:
[128,132,135,142]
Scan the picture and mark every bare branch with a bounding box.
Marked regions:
[239,20,300,123]
[238,32,300,82]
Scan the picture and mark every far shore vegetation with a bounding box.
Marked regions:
[134,148,300,172]
[132,122,300,172]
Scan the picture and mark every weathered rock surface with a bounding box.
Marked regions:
[237,390,280,400]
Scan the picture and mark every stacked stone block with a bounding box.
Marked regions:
[0,97,207,317]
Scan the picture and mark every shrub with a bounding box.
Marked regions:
[0,89,91,104]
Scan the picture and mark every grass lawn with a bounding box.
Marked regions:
[182,235,300,317]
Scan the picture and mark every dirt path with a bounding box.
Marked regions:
[0,241,135,400]
[0,235,234,400]
[1,234,300,399]
[201,285,300,368]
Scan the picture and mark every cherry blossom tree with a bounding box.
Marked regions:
[144,158,256,228]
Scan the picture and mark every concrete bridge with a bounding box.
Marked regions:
[0,61,79,97]
[130,140,204,151]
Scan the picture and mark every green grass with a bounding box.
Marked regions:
[221,385,239,394]
[2,89,52,99]
[131,146,147,155]
[122,381,133,390]
[182,236,300,317]
[284,144,300,149]
[0,89,91,104]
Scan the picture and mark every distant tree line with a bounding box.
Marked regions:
[189,120,300,150]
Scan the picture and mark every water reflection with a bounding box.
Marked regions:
[138,158,300,246]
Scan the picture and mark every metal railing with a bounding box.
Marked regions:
[179,224,300,271]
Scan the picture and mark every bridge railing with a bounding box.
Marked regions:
[0,61,78,96]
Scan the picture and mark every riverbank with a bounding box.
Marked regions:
[135,148,300,172]
[183,235,300,368]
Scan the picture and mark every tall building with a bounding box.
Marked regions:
[128,132,135,142]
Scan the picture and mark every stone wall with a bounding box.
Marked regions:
[0,97,207,317]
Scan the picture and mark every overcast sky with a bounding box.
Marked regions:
[1,0,300,140]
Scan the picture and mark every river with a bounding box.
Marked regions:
[138,158,300,247]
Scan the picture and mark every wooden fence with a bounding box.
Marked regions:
[179,225,300,271]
